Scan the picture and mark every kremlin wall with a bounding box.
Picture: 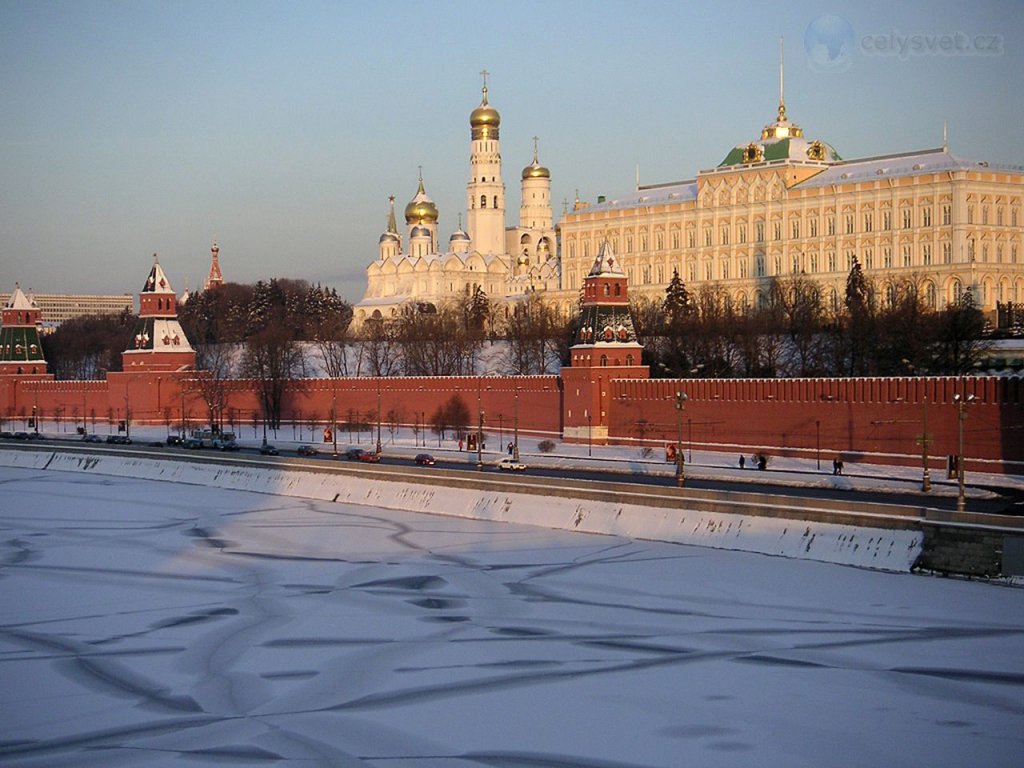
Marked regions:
[3,250,1023,477]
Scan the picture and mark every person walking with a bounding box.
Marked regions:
[739,455,745,470]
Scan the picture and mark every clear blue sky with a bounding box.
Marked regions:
[1,0,1021,302]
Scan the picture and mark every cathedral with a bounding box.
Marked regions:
[354,75,559,325]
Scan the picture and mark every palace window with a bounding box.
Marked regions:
[705,261,713,281]
[845,214,854,234]
[902,208,911,228]
[827,252,836,272]
[997,245,1003,263]
[688,230,695,248]
[721,259,729,280]
[739,257,748,278]
[923,243,932,265]
[864,213,873,232]
[755,254,765,277]
[773,221,782,240]
[883,210,892,230]
[656,232,664,250]
[791,219,800,239]
[827,216,835,235]
[640,233,648,251]
[1012,207,1018,226]
[943,241,952,263]
[883,247,893,268]
[943,204,951,225]
[773,255,782,275]
[642,265,651,284]
[846,250,855,271]
[738,224,747,244]
[810,253,818,273]
[926,282,937,308]
[982,206,989,225]
[721,226,729,246]
[704,228,712,247]
[809,218,818,237]
[982,244,989,262]
[902,245,912,267]
[968,205,975,224]
[672,231,680,249]
[688,263,696,282]
[755,221,765,242]
[922,208,932,227]
[864,249,873,269]
[626,235,633,252]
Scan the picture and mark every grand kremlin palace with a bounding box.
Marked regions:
[358,78,1024,320]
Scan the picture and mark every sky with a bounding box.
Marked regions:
[2,457,1022,765]
[1,0,1022,303]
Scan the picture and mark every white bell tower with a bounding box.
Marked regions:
[466,70,506,256]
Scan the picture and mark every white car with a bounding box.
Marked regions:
[497,457,527,472]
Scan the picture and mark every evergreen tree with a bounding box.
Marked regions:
[663,269,691,322]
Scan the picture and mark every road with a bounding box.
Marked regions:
[10,433,1022,516]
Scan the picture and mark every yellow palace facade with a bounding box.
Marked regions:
[554,97,1024,318]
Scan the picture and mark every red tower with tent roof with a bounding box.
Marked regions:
[122,256,196,372]
[561,240,649,445]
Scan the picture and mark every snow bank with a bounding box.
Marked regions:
[3,449,923,572]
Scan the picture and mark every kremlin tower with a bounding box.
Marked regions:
[203,241,224,290]
[0,285,47,376]
[561,241,648,445]
[122,256,195,372]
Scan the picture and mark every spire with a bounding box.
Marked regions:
[943,120,948,152]
[778,36,786,121]
[480,68,489,104]
[387,195,397,233]
[204,240,224,290]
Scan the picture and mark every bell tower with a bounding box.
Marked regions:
[465,70,506,256]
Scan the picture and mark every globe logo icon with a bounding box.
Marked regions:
[804,15,855,72]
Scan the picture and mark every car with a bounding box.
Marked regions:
[259,444,279,456]
[497,457,527,471]
[83,434,104,443]
[297,445,318,456]
[13,431,30,440]
[0,431,13,439]
[213,439,240,451]
[149,441,164,447]
[414,453,436,466]
[343,447,364,460]
[166,435,183,446]
[184,437,203,449]
[105,435,132,445]
[356,451,381,463]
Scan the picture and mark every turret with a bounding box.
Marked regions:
[0,284,46,375]
[122,255,196,371]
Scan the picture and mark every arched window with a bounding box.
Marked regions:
[600,354,608,367]
[493,196,498,208]
[626,354,635,367]
[481,195,487,208]
[603,284,610,296]
[614,284,621,296]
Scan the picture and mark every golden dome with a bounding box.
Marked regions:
[470,80,500,139]
[522,161,550,180]
[404,176,438,225]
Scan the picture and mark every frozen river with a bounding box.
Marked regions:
[1,465,1022,767]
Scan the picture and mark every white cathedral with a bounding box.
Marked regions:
[354,75,559,325]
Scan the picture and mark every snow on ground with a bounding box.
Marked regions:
[1,465,1022,767]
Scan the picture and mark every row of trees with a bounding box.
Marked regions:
[635,260,989,378]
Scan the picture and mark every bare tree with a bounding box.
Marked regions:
[240,325,307,429]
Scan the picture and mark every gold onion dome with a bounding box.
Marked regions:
[470,78,500,139]
[522,159,550,180]
[404,176,438,225]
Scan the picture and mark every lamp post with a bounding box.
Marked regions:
[376,382,383,455]
[476,384,485,470]
[954,392,976,512]
[513,387,520,461]
[587,409,592,457]
[920,395,932,492]
[124,391,130,441]
[675,391,688,487]
[331,384,338,456]
[815,419,821,470]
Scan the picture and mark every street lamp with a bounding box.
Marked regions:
[476,385,485,470]
[513,387,521,461]
[586,409,592,457]
[331,384,338,456]
[376,382,383,455]
[675,391,688,487]
[920,395,932,492]
[953,393,976,512]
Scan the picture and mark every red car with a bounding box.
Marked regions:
[356,451,381,463]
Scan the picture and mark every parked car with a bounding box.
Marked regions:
[259,444,279,456]
[497,457,527,471]
[184,437,203,449]
[0,431,13,439]
[343,448,364,460]
[166,435,183,446]
[13,431,30,440]
[212,438,239,451]
[83,434,104,443]
[297,445,318,456]
[414,453,436,466]
[105,435,132,445]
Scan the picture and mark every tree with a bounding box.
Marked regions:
[240,325,307,430]
[843,256,875,375]
[430,394,471,442]
[503,294,564,375]
[931,290,990,374]
[663,269,691,324]
[41,311,135,380]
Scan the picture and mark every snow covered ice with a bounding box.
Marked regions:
[1,465,1023,767]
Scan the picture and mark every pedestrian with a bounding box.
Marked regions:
[837,458,844,475]
[832,458,839,475]
[507,442,513,455]
[459,438,463,451]
[739,455,745,470]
